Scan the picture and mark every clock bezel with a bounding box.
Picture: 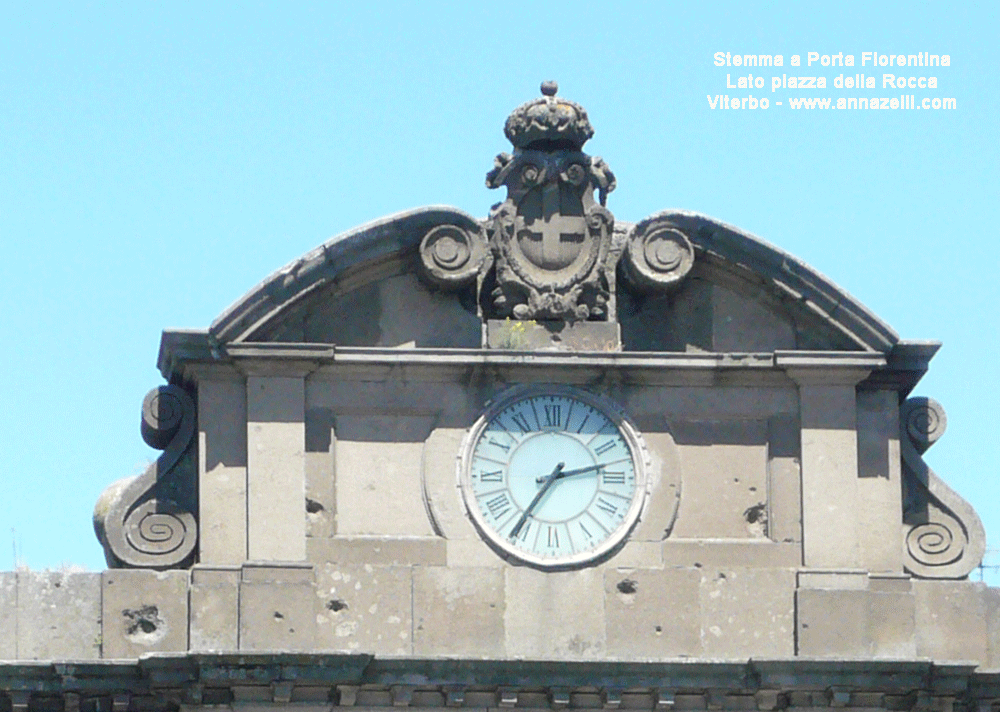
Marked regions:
[458,384,650,570]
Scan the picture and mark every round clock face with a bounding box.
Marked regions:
[460,386,648,568]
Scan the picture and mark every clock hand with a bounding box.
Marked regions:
[534,462,605,484]
[509,462,564,540]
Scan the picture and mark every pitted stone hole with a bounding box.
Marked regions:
[718,572,727,580]
[305,498,325,514]
[274,611,284,620]
[617,579,638,594]
[122,605,165,643]
[744,503,766,524]
[655,625,663,634]
[327,598,349,612]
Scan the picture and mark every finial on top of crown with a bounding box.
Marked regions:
[503,81,595,151]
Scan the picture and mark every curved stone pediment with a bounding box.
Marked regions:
[204,206,897,354]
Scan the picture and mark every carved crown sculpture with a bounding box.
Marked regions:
[417,81,696,322]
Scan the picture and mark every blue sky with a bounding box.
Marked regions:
[2,2,998,581]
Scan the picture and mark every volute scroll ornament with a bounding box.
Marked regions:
[900,397,986,579]
[418,223,489,289]
[94,384,198,569]
[622,217,696,292]
[485,82,620,322]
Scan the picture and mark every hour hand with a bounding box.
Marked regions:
[535,462,605,484]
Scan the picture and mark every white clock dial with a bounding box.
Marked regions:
[460,386,648,568]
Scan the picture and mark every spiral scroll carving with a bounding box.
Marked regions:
[418,224,488,289]
[900,397,985,579]
[622,218,695,292]
[94,385,198,569]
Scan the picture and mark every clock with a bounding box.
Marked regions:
[459,385,649,568]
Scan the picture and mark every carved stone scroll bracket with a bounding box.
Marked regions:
[621,217,695,293]
[94,384,198,569]
[900,397,986,579]
[417,223,489,290]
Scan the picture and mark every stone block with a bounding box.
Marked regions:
[304,406,336,539]
[624,387,798,422]
[711,283,795,352]
[796,383,862,569]
[662,541,801,569]
[619,277,712,352]
[605,567,701,658]
[700,567,795,658]
[796,587,916,658]
[421,428,475,541]
[189,566,239,651]
[0,572,16,659]
[855,390,902,572]
[247,375,306,561]
[197,374,248,565]
[240,578,315,651]
[378,273,481,348]
[913,580,988,662]
[446,538,507,568]
[506,567,605,659]
[767,415,801,545]
[315,562,413,655]
[796,588,867,657]
[308,537,446,567]
[16,571,101,660]
[985,586,1000,669]
[629,431,682,543]
[414,566,504,657]
[867,589,916,658]
[486,319,620,352]
[334,415,437,537]
[102,569,189,658]
[669,420,768,539]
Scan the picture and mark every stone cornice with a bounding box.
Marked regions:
[0,656,995,711]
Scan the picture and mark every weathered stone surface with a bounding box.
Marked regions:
[315,563,412,655]
[420,428,472,541]
[304,406,336,539]
[0,571,16,658]
[247,375,306,561]
[619,277,713,352]
[486,320,620,352]
[797,587,916,659]
[767,415,801,545]
[913,579,988,662]
[986,586,1000,669]
[308,537,445,567]
[414,567,504,657]
[189,566,239,651]
[670,420,768,539]
[197,373,248,564]
[506,567,605,659]
[334,415,436,537]
[855,390,902,573]
[700,568,795,658]
[240,565,315,651]
[379,273,481,348]
[16,571,101,660]
[794,379,865,569]
[662,541,801,568]
[796,588,867,657]
[605,567,701,658]
[101,569,188,658]
[629,431,682,543]
[711,283,795,352]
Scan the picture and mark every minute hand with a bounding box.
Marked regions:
[509,462,564,540]
[535,462,605,484]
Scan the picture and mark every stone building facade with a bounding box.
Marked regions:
[2,83,999,712]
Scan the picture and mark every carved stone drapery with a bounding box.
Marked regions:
[900,397,985,579]
[93,385,198,569]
